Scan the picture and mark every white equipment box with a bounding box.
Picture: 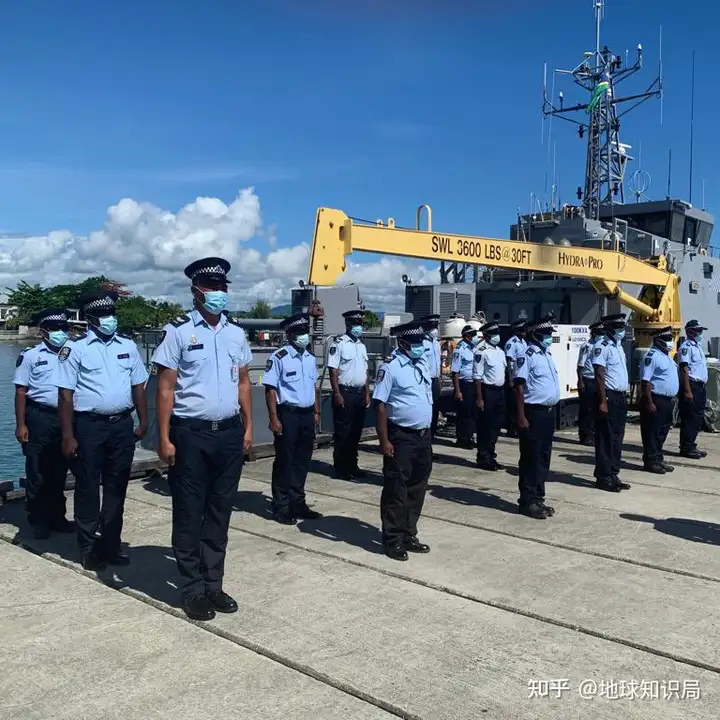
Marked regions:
[551,324,590,402]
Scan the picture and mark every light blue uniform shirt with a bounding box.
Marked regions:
[591,337,629,392]
[451,340,475,381]
[326,334,368,388]
[13,342,63,408]
[577,336,602,380]
[152,310,253,421]
[515,343,560,406]
[422,335,441,379]
[472,345,506,387]
[263,344,317,408]
[372,352,432,430]
[505,336,528,377]
[642,345,679,397]
[56,329,148,414]
[678,339,708,383]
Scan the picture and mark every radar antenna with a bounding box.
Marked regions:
[542,0,663,220]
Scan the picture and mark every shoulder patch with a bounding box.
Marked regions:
[594,347,602,356]
[15,353,24,367]
[265,359,273,371]
[517,357,525,368]
[171,315,191,328]
[276,349,288,359]
[681,347,688,355]
[644,356,652,366]
[376,368,385,382]
[474,352,483,362]
[452,351,460,359]
[59,347,71,362]
[329,345,337,355]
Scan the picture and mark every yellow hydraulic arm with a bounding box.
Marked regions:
[308,206,682,340]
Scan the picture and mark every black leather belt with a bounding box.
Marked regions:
[27,399,57,413]
[388,422,430,436]
[171,414,242,431]
[339,385,365,393]
[279,404,314,414]
[524,404,555,412]
[76,409,133,423]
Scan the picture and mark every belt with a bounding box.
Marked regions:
[171,414,242,432]
[76,408,132,423]
[651,392,676,399]
[339,385,365,393]
[388,422,430,436]
[690,379,706,387]
[607,389,627,395]
[278,404,314,414]
[524,403,555,412]
[459,378,474,384]
[482,383,504,390]
[27,399,57,413]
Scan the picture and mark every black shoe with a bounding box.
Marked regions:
[207,589,238,614]
[492,462,506,471]
[334,470,353,480]
[644,463,666,475]
[100,550,131,566]
[476,461,496,471]
[49,518,75,533]
[183,594,216,621]
[384,543,408,561]
[294,505,322,520]
[350,468,367,478]
[612,475,631,490]
[80,551,107,571]
[31,525,50,540]
[579,437,595,447]
[661,463,675,473]
[273,513,297,525]
[456,440,474,449]
[680,449,704,459]
[404,537,431,553]
[595,479,621,493]
[519,503,548,519]
[540,502,555,517]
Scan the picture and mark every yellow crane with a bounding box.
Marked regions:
[307,206,682,346]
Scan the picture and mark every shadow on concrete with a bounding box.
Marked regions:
[560,453,645,472]
[429,484,518,515]
[503,465,596,489]
[620,513,720,546]
[428,453,477,469]
[296,514,384,554]
[308,458,383,486]
[232,489,274,519]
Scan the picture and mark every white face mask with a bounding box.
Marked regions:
[429,328,439,339]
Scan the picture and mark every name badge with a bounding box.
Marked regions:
[35,360,48,367]
[117,353,130,359]
[286,370,297,377]
[187,344,204,351]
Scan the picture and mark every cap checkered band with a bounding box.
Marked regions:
[286,318,309,329]
[482,323,499,333]
[84,297,115,311]
[395,326,424,338]
[41,313,68,323]
[532,320,553,332]
[191,265,226,278]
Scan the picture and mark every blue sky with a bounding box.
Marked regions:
[0,0,717,307]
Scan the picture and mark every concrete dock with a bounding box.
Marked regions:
[1,422,719,718]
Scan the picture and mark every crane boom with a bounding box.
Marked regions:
[308,207,682,333]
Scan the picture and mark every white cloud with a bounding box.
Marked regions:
[0,188,438,311]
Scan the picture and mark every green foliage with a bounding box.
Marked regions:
[247,299,272,319]
[364,310,381,329]
[5,277,184,333]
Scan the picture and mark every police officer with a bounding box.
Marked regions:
[513,316,560,519]
[576,321,605,446]
[57,290,148,570]
[373,321,433,561]
[473,321,507,470]
[327,309,370,480]
[639,327,679,474]
[678,319,708,459]
[263,314,322,525]
[451,325,478,448]
[420,314,442,439]
[13,308,73,539]
[592,313,631,492]
[153,257,253,621]
[505,319,528,437]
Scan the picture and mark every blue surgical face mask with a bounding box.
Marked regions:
[350,325,363,338]
[409,343,425,359]
[47,330,68,348]
[542,335,553,348]
[695,333,704,345]
[201,290,228,315]
[614,329,626,341]
[429,328,439,339]
[98,315,117,336]
[294,333,310,349]
[665,340,674,351]
[489,335,500,346]
[469,335,479,346]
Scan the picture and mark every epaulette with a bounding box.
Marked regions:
[118,332,133,340]
[276,348,288,359]
[74,333,87,341]
[171,315,191,328]
[601,338,609,346]
[527,346,536,356]
[333,334,343,342]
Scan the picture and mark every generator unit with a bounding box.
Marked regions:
[405,283,476,324]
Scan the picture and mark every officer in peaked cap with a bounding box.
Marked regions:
[419,314,442,439]
[57,289,148,570]
[152,256,253,622]
[13,308,74,538]
[576,321,606,446]
[263,313,322,525]
[372,321,433,561]
[513,315,560,519]
[678,319,708,459]
[451,324,478,449]
[592,313,631,492]
[327,309,370,480]
[504,318,529,437]
[473,321,507,470]
[639,326,679,474]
